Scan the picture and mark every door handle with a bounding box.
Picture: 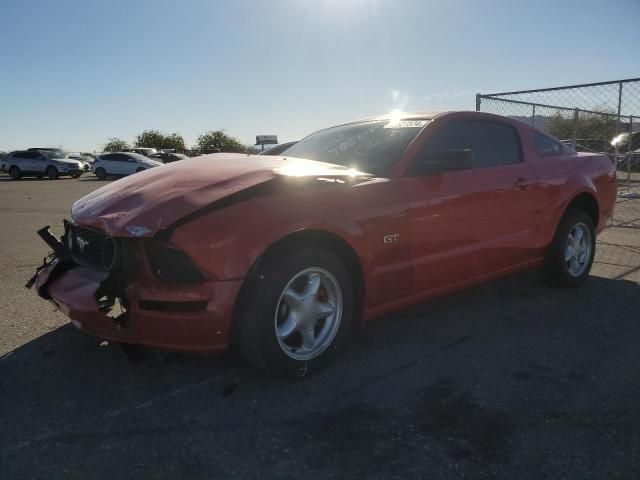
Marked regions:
[514,177,528,190]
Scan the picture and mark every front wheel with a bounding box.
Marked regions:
[541,209,596,287]
[46,166,59,180]
[234,248,354,378]
[95,167,107,180]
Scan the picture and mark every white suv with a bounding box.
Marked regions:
[92,152,163,179]
[4,150,85,179]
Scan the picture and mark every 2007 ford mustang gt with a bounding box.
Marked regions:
[29,111,617,377]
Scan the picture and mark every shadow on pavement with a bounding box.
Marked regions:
[2,273,640,479]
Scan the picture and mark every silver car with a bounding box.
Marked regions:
[4,150,85,180]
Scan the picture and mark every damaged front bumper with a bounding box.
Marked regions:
[28,226,242,353]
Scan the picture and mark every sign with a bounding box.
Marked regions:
[256,135,278,145]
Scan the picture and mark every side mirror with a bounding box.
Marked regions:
[414,148,474,174]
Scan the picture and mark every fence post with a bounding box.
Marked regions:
[613,82,623,171]
[531,104,536,127]
[628,116,634,190]
[475,94,481,112]
[572,109,579,150]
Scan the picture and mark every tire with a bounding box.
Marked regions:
[46,166,59,180]
[9,166,21,180]
[95,167,107,180]
[135,167,145,173]
[541,209,596,288]
[234,248,354,378]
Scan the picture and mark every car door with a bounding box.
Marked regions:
[404,119,544,295]
[403,133,494,294]
[437,120,544,271]
[30,152,48,174]
[109,154,129,174]
[122,154,139,175]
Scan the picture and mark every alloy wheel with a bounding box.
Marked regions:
[274,267,343,361]
[565,222,592,277]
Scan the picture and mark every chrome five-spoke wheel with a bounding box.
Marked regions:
[274,267,343,361]
[565,222,592,277]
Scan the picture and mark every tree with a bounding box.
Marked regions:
[197,130,245,153]
[103,137,130,152]
[163,133,186,151]
[546,107,618,146]
[134,130,186,151]
[134,130,165,150]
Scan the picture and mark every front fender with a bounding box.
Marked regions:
[168,192,370,281]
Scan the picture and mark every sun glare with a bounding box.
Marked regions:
[387,109,403,126]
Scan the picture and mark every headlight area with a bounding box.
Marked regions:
[144,240,205,284]
[62,222,207,321]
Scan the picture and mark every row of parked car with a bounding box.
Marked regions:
[0,147,188,180]
[0,142,301,181]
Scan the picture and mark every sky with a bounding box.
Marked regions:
[0,0,638,152]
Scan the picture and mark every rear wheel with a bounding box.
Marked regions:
[95,167,107,180]
[234,248,354,378]
[46,166,59,180]
[541,209,596,287]
[9,166,21,180]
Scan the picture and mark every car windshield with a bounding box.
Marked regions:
[283,119,429,176]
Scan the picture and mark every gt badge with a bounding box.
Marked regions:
[383,234,400,244]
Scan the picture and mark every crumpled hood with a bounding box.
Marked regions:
[71,153,366,237]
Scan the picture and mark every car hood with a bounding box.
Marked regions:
[71,153,368,237]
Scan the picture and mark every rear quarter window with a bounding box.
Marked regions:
[534,131,563,157]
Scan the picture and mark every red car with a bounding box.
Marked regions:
[30,111,616,377]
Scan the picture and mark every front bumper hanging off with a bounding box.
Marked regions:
[26,225,242,353]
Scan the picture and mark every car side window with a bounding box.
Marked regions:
[411,120,523,175]
[534,131,563,157]
[13,152,29,159]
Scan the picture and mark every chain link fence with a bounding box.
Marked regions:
[477,78,640,229]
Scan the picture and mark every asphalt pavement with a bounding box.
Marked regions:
[1,174,639,479]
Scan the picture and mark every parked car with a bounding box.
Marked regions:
[258,141,298,156]
[91,152,163,179]
[68,152,95,165]
[29,111,616,377]
[150,152,189,163]
[4,150,85,179]
[126,147,158,157]
[559,139,606,154]
[611,131,640,152]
